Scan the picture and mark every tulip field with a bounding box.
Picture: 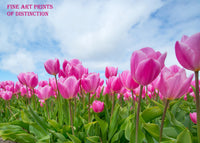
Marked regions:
[0,32,200,143]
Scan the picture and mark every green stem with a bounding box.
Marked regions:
[131,90,135,111]
[111,93,115,117]
[69,99,74,135]
[55,75,63,125]
[46,100,50,120]
[88,93,91,123]
[135,85,143,143]
[195,71,200,143]
[159,99,169,142]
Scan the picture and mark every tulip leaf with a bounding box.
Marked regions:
[176,128,192,143]
[28,106,49,134]
[67,133,81,143]
[108,104,120,141]
[95,115,108,142]
[130,115,145,143]
[141,106,163,122]
[111,130,123,143]
[86,136,101,143]
[15,133,36,143]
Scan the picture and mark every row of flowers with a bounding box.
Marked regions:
[0,32,200,143]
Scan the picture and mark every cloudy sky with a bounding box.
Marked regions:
[0,0,200,81]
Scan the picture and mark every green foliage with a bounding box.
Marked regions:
[0,91,197,142]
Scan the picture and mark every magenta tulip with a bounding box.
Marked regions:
[17,73,27,85]
[175,32,200,71]
[130,47,167,86]
[158,65,193,100]
[58,76,79,99]
[44,58,60,75]
[1,90,12,100]
[38,80,49,87]
[92,100,104,113]
[105,66,118,79]
[81,73,100,94]
[25,72,38,89]
[37,85,54,100]
[120,70,139,90]
[190,112,197,124]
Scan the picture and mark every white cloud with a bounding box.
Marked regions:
[0,0,199,80]
[48,0,163,61]
[0,49,35,74]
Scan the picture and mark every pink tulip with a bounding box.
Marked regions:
[92,100,104,113]
[120,70,139,90]
[1,90,12,100]
[158,65,193,100]
[38,80,49,87]
[105,66,118,79]
[190,112,197,124]
[130,47,167,85]
[17,73,27,85]
[106,76,123,94]
[175,32,200,71]
[58,76,79,99]
[81,73,100,93]
[25,72,38,89]
[44,58,60,75]
[37,85,54,100]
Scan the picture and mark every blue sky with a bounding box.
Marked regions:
[0,0,200,82]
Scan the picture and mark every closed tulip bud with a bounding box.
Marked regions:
[92,100,104,113]
[44,58,60,75]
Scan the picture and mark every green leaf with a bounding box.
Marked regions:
[125,120,133,141]
[130,115,145,143]
[49,129,67,141]
[108,104,120,141]
[141,106,163,122]
[95,115,108,142]
[28,106,49,134]
[143,123,160,141]
[86,136,101,143]
[67,133,81,143]
[48,119,60,131]
[177,128,192,143]
[36,135,50,143]
[163,127,178,138]
[15,133,36,143]
[84,121,97,135]
[29,123,48,139]
[111,130,123,143]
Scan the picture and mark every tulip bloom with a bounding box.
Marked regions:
[120,70,139,90]
[37,85,54,100]
[158,65,193,142]
[105,66,118,79]
[130,47,167,86]
[81,73,100,94]
[190,112,197,124]
[25,72,38,89]
[1,90,12,100]
[92,100,104,113]
[44,58,60,75]
[158,65,193,100]
[175,32,200,71]
[58,76,79,99]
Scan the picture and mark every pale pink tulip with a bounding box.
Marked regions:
[175,32,200,71]
[58,76,79,99]
[105,66,118,79]
[44,58,60,75]
[158,65,193,100]
[130,47,167,85]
